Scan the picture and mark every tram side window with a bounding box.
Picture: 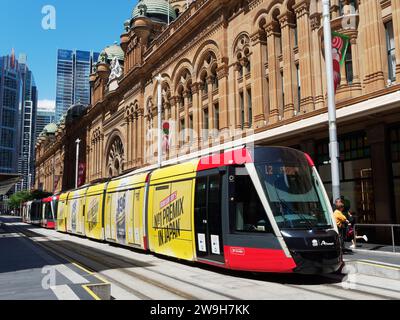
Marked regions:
[233,173,273,233]
[44,203,52,219]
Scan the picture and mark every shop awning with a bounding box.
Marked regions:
[0,174,21,196]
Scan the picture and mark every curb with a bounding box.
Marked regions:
[350,248,400,256]
[343,260,400,281]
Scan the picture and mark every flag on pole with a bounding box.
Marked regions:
[331,31,350,92]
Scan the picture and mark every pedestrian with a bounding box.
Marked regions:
[347,210,368,249]
[334,198,350,250]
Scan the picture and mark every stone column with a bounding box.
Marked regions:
[100,134,104,178]
[294,0,315,113]
[184,92,190,143]
[125,117,130,168]
[137,110,143,166]
[279,11,296,119]
[191,83,200,148]
[133,115,137,167]
[390,0,400,79]
[241,59,250,129]
[94,138,97,178]
[360,0,386,91]
[217,65,229,131]
[250,30,267,128]
[207,77,214,143]
[310,12,324,110]
[350,34,361,85]
[170,96,179,156]
[265,21,280,124]
[234,65,242,130]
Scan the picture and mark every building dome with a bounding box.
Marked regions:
[43,123,57,134]
[98,43,124,64]
[132,0,177,23]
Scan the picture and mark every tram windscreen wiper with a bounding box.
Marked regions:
[273,180,314,229]
[271,180,289,228]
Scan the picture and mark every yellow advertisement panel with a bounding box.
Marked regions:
[105,188,129,244]
[57,192,69,232]
[67,188,87,235]
[85,183,106,240]
[148,179,195,261]
[105,173,147,248]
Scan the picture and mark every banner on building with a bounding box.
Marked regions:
[162,121,170,153]
[78,163,86,187]
[331,31,350,92]
[53,175,61,191]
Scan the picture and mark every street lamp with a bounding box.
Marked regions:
[322,0,341,204]
[155,74,164,168]
[75,138,81,189]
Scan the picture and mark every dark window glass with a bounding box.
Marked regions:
[233,172,273,233]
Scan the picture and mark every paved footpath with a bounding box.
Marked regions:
[0,217,103,300]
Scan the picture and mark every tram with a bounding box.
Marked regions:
[21,196,59,229]
[55,146,342,274]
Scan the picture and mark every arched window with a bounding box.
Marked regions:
[106,135,124,177]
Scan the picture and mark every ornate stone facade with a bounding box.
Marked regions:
[35,0,400,225]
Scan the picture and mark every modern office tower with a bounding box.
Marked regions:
[55,49,99,121]
[35,106,55,140]
[0,51,21,175]
[16,54,38,191]
[0,50,37,191]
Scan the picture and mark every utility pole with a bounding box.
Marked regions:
[322,0,341,203]
[75,138,81,189]
[155,74,163,168]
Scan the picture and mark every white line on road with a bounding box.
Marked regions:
[55,264,89,284]
[50,285,80,300]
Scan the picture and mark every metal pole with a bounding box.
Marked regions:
[322,0,341,203]
[75,138,81,189]
[156,74,163,168]
[392,226,396,253]
[168,0,170,25]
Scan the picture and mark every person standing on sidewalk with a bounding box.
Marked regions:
[347,210,368,249]
[334,199,350,250]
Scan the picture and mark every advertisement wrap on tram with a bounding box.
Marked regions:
[22,146,342,274]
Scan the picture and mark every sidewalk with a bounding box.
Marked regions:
[342,243,400,281]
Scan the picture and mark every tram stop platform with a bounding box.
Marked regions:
[343,243,400,281]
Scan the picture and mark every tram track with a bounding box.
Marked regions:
[8,224,241,300]
[5,222,400,301]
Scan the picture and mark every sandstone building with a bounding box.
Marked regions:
[35,0,400,228]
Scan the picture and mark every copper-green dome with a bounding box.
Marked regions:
[132,0,177,23]
[43,123,57,134]
[98,43,124,63]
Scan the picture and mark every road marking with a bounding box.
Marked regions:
[55,264,89,284]
[82,285,101,300]
[51,285,80,300]
[72,262,110,285]
[358,261,400,271]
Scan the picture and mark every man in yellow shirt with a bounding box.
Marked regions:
[334,199,350,249]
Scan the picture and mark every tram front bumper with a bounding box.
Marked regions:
[290,250,342,274]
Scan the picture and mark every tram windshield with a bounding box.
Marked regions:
[254,149,332,230]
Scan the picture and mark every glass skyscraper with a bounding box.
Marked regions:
[0,53,21,174]
[55,49,99,121]
[0,51,37,191]
[35,107,55,140]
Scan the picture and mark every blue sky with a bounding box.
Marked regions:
[0,0,137,108]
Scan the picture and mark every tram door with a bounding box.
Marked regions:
[194,173,224,263]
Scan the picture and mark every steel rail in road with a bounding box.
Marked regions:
[6,222,400,301]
